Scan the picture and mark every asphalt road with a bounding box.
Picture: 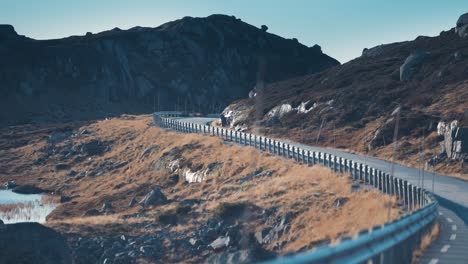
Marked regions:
[176,116,468,263]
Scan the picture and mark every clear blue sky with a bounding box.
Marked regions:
[1,0,467,63]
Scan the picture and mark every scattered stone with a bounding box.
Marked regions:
[68,170,77,177]
[111,161,128,170]
[83,209,100,217]
[189,238,199,246]
[55,163,71,170]
[4,180,17,189]
[333,197,349,207]
[255,229,270,245]
[128,197,137,207]
[60,195,72,203]
[80,139,105,156]
[139,246,156,256]
[207,248,275,264]
[139,188,167,207]
[210,236,230,250]
[102,202,113,211]
[454,51,464,61]
[79,129,92,135]
[47,130,72,144]
[140,145,158,158]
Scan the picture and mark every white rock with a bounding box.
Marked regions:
[210,236,230,250]
[265,104,293,119]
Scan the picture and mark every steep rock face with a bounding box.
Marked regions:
[221,15,468,174]
[0,14,339,126]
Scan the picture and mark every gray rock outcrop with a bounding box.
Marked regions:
[400,51,430,81]
[139,188,167,207]
[437,120,468,160]
[456,12,468,38]
[0,15,339,126]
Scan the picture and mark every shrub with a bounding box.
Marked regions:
[213,202,248,219]
[156,204,191,225]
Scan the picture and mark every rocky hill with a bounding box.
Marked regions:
[0,115,399,263]
[221,13,468,177]
[0,14,338,126]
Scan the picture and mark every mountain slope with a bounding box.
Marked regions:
[221,15,468,177]
[0,14,338,126]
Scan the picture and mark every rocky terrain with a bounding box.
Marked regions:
[0,115,401,263]
[220,13,468,178]
[0,14,338,126]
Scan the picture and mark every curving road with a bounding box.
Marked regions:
[177,116,468,263]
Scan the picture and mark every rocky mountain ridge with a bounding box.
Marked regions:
[0,14,339,126]
[221,13,468,176]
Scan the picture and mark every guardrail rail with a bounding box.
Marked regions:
[153,112,438,264]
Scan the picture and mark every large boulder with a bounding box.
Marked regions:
[0,222,72,264]
[12,184,46,194]
[456,12,468,38]
[139,188,167,207]
[399,51,430,81]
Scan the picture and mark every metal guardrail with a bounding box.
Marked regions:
[153,112,438,264]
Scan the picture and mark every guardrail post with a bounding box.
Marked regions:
[358,163,363,182]
[403,180,409,209]
[381,172,386,193]
[363,165,368,184]
[417,187,421,207]
[385,174,389,194]
[408,184,414,210]
[352,162,357,179]
[374,170,379,189]
[388,175,394,195]
[332,156,336,172]
[380,171,385,191]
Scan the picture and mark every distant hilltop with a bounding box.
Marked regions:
[0,14,339,126]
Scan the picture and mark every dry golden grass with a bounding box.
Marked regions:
[413,222,440,262]
[0,114,402,254]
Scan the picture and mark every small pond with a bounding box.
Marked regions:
[0,190,57,224]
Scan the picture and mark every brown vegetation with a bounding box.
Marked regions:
[0,115,402,262]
